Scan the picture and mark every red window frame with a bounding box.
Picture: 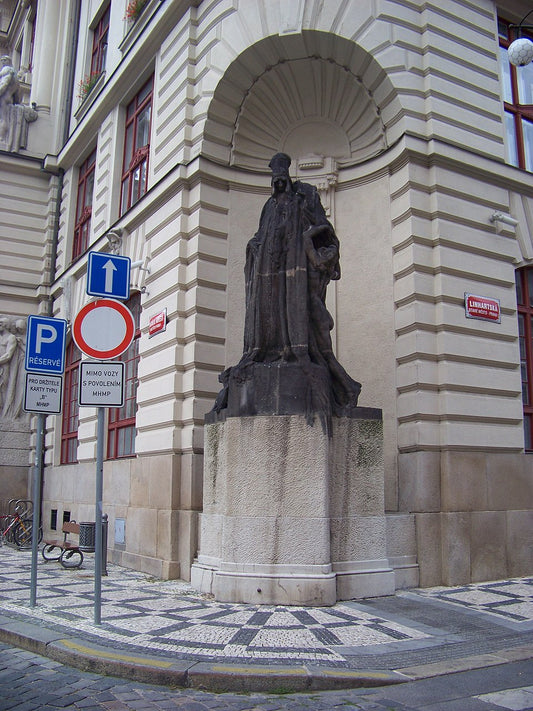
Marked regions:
[516,268,533,450]
[90,3,110,76]
[61,342,81,464]
[120,76,153,216]
[72,148,96,260]
[107,293,141,459]
[499,18,533,171]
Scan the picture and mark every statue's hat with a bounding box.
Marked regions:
[269,152,291,177]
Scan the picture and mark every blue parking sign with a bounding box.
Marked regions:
[87,251,131,300]
[25,315,67,374]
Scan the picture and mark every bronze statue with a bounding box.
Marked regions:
[211,153,360,425]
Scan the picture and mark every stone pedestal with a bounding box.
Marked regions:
[191,410,396,605]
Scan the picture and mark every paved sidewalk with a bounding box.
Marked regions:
[0,545,532,692]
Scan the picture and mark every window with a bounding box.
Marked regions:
[72,148,96,260]
[27,8,36,73]
[499,18,533,171]
[91,3,110,76]
[120,76,153,215]
[13,3,36,82]
[107,293,141,458]
[61,342,81,464]
[13,36,23,73]
[516,268,533,450]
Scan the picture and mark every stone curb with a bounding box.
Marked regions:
[398,646,533,681]
[1,614,532,693]
[0,615,407,692]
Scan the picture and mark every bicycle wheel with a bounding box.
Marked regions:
[13,519,42,548]
[0,515,12,545]
[60,548,83,569]
[41,544,62,561]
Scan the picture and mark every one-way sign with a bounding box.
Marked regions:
[87,251,131,300]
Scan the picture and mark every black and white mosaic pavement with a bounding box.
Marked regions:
[0,547,428,664]
[410,578,533,623]
[0,546,532,667]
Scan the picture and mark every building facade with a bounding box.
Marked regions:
[1,0,532,589]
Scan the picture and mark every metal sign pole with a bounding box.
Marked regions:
[30,413,45,607]
[72,277,134,626]
[25,314,67,608]
[94,406,105,625]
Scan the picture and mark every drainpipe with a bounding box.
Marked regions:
[31,1,80,607]
[44,0,80,315]
[44,168,64,317]
[40,0,80,472]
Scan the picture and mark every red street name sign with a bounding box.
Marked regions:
[149,308,167,338]
[464,293,501,323]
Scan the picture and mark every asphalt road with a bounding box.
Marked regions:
[2,640,533,710]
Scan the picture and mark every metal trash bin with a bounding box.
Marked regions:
[79,522,96,552]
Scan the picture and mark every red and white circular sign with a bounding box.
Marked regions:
[73,299,135,359]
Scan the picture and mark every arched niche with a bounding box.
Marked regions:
[202,30,400,171]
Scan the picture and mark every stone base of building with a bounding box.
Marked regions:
[0,417,31,504]
[41,453,201,582]
[399,451,533,586]
[108,548,182,580]
[191,411,416,605]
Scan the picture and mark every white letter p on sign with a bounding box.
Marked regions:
[35,324,57,353]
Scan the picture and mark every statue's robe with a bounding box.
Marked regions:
[242,180,332,364]
[212,179,360,421]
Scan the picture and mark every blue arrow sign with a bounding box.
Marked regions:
[87,251,131,300]
[25,315,67,374]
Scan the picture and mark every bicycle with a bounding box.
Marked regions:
[0,499,27,544]
[0,499,42,549]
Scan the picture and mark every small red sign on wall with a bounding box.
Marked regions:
[464,293,501,323]
[149,308,167,338]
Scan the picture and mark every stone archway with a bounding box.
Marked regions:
[192,26,418,597]
[202,30,400,171]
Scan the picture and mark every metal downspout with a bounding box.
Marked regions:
[36,0,80,536]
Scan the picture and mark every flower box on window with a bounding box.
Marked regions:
[77,70,103,101]
[124,0,148,23]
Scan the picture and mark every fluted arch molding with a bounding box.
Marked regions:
[202,30,402,171]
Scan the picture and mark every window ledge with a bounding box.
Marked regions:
[119,0,160,55]
[74,72,106,122]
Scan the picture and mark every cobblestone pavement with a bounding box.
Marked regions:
[2,641,533,710]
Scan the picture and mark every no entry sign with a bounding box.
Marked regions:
[73,299,135,359]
